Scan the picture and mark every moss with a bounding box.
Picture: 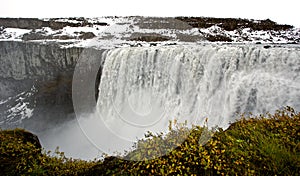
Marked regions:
[0,129,96,176]
[89,107,300,175]
[1,107,299,175]
[0,129,42,175]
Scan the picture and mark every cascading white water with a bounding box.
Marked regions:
[44,44,300,160]
[76,44,299,157]
[97,44,300,124]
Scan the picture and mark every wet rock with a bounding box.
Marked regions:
[79,32,96,39]
[129,33,170,42]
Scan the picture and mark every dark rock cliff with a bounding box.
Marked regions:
[0,41,104,132]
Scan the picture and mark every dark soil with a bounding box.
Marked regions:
[175,17,293,31]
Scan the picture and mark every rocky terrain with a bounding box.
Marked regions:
[0,16,299,130]
[0,16,299,158]
[0,16,299,48]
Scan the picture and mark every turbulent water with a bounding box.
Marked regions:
[66,44,300,159]
[97,44,300,124]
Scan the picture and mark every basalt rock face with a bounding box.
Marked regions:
[0,41,79,80]
[0,41,104,132]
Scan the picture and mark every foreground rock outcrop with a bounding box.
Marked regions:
[0,129,42,175]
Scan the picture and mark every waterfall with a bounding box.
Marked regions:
[97,44,300,123]
[73,44,300,157]
[43,44,300,160]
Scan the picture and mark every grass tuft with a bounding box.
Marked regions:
[1,106,299,175]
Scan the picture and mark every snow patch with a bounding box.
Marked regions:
[0,85,37,124]
[7,102,33,120]
[0,28,31,40]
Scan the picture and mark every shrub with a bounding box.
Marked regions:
[1,107,299,175]
[91,106,300,175]
[0,129,96,176]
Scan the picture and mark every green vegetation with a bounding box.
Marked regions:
[0,129,96,175]
[1,107,299,175]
